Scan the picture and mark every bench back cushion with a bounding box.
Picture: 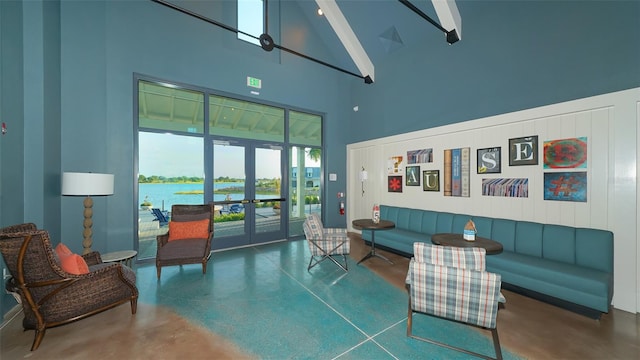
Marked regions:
[515,221,543,257]
[491,219,516,252]
[435,212,455,233]
[576,228,613,273]
[471,216,493,239]
[420,210,438,234]
[543,224,576,264]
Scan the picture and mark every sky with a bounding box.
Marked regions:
[139,132,318,179]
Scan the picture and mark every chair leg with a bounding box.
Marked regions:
[407,294,413,337]
[308,240,349,272]
[491,328,503,360]
[156,266,161,279]
[131,297,138,314]
[202,262,207,274]
[31,328,46,351]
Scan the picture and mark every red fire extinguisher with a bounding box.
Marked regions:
[339,201,345,215]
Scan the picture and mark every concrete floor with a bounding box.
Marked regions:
[1,234,639,359]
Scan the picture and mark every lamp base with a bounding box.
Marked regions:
[82,196,94,254]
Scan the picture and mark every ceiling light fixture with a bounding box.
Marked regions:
[317,8,323,16]
[150,0,372,84]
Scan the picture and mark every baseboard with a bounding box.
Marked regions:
[501,283,604,319]
[0,304,22,330]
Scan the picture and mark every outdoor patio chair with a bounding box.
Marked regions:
[0,229,138,351]
[302,213,350,272]
[151,208,169,226]
[156,204,214,279]
[406,242,503,360]
[229,204,243,214]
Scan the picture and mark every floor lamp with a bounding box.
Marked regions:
[62,172,114,254]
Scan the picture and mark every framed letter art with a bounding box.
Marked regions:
[406,166,420,186]
[477,147,501,174]
[423,170,439,191]
[509,136,538,166]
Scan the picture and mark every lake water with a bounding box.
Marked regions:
[139,182,274,210]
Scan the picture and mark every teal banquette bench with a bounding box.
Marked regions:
[360,205,614,318]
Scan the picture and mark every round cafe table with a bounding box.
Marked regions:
[352,219,396,264]
[431,233,503,255]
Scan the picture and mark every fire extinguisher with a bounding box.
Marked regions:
[339,201,345,215]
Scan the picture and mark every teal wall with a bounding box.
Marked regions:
[0,0,26,318]
[56,0,351,257]
[349,0,640,142]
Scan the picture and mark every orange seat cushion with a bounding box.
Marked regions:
[168,219,210,241]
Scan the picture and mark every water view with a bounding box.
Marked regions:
[139,182,273,210]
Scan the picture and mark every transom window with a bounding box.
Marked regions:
[237,0,264,46]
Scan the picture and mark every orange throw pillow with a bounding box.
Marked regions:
[59,253,89,275]
[168,219,210,241]
[55,243,73,258]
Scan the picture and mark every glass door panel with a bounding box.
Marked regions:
[137,132,204,260]
[212,140,286,248]
[288,146,321,237]
[254,146,284,237]
[213,142,247,244]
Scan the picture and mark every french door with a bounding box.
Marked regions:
[212,139,286,249]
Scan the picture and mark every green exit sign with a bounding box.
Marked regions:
[247,76,262,89]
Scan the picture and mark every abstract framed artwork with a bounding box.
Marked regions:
[477,147,501,174]
[407,148,433,164]
[543,172,587,202]
[482,178,528,197]
[509,136,538,166]
[406,166,420,186]
[543,137,588,169]
[423,170,439,191]
[388,176,403,193]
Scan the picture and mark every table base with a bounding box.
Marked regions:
[357,250,393,265]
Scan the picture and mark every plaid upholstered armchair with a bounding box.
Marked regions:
[0,229,138,351]
[302,213,350,271]
[156,204,214,279]
[406,242,503,360]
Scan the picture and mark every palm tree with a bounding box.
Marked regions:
[306,148,321,162]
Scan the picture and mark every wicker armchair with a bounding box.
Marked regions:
[156,204,214,279]
[0,222,38,234]
[0,229,138,351]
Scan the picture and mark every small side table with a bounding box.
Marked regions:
[102,250,138,267]
[352,219,396,265]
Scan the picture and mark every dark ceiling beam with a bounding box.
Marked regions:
[150,0,370,83]
[398,0,460,44]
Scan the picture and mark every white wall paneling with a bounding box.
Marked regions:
[347,88,640,313]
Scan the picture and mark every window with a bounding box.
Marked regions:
[136,77,323,257]
[237,0,263,46]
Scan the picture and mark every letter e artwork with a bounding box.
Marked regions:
[509,136,539,166]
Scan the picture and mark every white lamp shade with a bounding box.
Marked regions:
[61,172,114,196]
